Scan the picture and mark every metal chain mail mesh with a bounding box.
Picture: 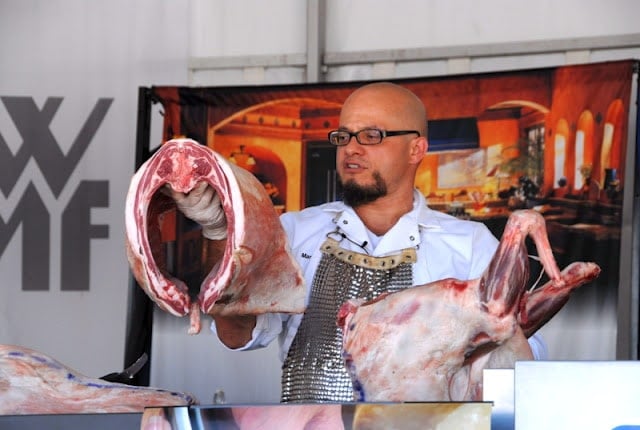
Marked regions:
[281,238,415,403]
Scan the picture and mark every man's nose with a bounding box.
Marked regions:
[342,135,362,153]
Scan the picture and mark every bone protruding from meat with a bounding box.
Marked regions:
[480,210,562,319]
[188,302,202,335]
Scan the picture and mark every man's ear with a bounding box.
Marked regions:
[410,136,428,164]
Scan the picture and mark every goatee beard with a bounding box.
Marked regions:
[340,172,387,207]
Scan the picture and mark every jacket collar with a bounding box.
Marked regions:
[320,190,445,254]
[322,190,445,228]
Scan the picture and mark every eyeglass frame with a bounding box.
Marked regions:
[327,128,421,146]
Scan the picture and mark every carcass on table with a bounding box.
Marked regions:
[125,138,306,334]
[0,344,196,414]
[338,210,600,402]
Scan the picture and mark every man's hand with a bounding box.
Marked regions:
[213,315,257,349]
[165,182,227,240]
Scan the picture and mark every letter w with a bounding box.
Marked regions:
[0,97,112,198]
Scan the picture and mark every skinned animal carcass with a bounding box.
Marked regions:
[125,138,306,334]
[0,344,196,414]
[338,210,600,402]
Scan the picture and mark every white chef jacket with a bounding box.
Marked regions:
[211,190,547,360]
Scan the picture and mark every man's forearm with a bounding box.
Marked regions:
[204,239,257,348]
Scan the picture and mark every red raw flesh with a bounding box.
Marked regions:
[339,209,600,401]
[125,139,306,333]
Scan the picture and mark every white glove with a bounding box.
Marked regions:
[169,182,227,240]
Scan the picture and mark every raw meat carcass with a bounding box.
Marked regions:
[125,138,306,334]
[0,344,195,414]
[338,210,600,401]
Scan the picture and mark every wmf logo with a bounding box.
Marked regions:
[0,96,113,291]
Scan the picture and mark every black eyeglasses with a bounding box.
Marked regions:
[328,128,420,146]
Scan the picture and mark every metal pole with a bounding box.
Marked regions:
[306,0,326,83]
[617,61,639,360]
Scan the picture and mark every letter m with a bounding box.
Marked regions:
[0,183,50,290]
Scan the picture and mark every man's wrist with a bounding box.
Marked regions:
[202,225,227,240]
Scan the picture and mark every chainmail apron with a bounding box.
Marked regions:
[280,237,416,403]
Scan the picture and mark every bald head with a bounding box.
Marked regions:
[335,82,429,212]
[341,82,428,138]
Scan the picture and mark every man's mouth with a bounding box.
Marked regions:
[343,159,366,170]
